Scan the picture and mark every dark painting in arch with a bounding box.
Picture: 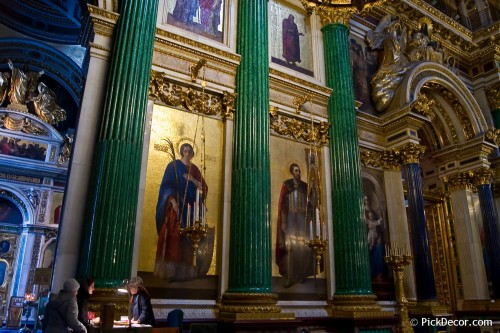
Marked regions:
[0,198,22,225]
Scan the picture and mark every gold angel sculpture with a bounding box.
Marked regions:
[31,82,66,126]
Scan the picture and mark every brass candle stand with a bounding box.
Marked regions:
[180,221,207,267]
[306,236,327,276]
[384,246,413,333]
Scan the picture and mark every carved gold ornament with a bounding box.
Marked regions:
[397,142,426,164]
[485,128,500,146]
[445,170,475,191]
[472,167,494,187]
[0,113,47,136]
[412,93,435,119]
[269,107,330,145]
[149,70,235,119]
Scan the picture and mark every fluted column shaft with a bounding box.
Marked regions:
[322,22,371,295]
[476,183,500,298]
[226,0,272,294]
[77,0,158,287]
[383,167,417,300]
[402,162,437,300]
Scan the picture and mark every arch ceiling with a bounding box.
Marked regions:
[0,0,92,46]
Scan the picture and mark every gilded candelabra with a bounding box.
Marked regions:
[180,221,207,267]
[384,246,414,333]
[306,236,327,276]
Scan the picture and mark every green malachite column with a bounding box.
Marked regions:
[320,11,378,314]
[220,0,281,317]
[77,1,158,287]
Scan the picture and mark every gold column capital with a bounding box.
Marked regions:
[397,142,426,165]
[381,149,402,171]
[445,171,475,191]
[317,6,357,27]
[473,167,494,186]
[486,84,500,110]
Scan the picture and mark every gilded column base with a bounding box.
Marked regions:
[408,301,449,316]
[88,288,129,318]
[330,294,394,319]
[219,292,294,320]
[461,299,500,312]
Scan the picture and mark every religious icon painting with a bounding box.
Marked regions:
[269,0,314,76]
[138,104,224,300]
[270,134,328,300]
[160,0,225,43]
[361,168,394,300]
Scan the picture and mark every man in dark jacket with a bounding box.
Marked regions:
[44,278,87,333]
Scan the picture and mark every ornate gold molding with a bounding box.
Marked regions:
[149,70,235,120]
[269,69,332,95]
[269,107,330,145]
[293,95,311,114]
[87,5,119,21]
[445,171,475,191]
[360,148,382,168]
[412,92,435,119]
[382,149,402,170]
[485,128,500,146]
[190,58,207,82]
[425,83,475,140]
[0,113,47,136]
[486,84,500,111]
[397,142,426,164]
[155,29,240,62]
[330,294,391,318]
[219,292,281,315]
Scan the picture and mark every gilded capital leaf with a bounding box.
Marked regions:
[473,167,494,186]
[381,149,401,170]
[398,142,426,164]
[317,6,356,26]
[446,171,475,191]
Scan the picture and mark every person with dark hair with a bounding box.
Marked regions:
[44,278,87,333]
[127,277,156,327]
[77,278,95,326]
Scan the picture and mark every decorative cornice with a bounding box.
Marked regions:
[269,68,332,95]
[269,107,330,145]
[149,70,234,120]
[155,29,240,62]
[87,5,119,21]
[445,171,475,191]
[486,84,500,111]
[397,142,426,164]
